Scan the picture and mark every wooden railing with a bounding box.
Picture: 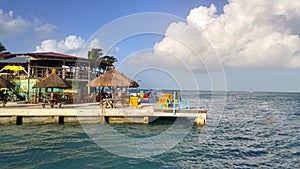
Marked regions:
[31,92,98,104]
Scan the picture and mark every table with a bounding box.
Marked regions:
[101,98,126,108]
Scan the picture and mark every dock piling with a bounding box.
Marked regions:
[59,116,64,124]
[16,116,22,125]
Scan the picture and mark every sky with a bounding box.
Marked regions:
[0,0,299,92]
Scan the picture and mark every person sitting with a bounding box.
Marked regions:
[61,94,66,103]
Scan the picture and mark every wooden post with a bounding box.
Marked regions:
[111,87,115,99]
[51,88,53,99]
[62,68,66,79]
[27,59,31,103]
[59,116,64,124]
[173,91,176,115]
[62,60,66,79]
[87,61,91,95]
[38,88,41,103]
[16,116,22,125]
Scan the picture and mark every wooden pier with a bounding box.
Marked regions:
[0,103,207,125]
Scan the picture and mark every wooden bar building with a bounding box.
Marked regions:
[0,52,111,103]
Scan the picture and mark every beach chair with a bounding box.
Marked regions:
[169,93,174,102]
[139,91,144,98]
[130,96,139,108]
[157,96,169,108]
[178,101,190,109]
[177,97,190,109]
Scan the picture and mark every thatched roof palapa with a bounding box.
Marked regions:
[0,76,15,89]
[32,69,72,89]
[86,68,139,88]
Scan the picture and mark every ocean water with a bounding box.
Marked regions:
[0,91,299,168]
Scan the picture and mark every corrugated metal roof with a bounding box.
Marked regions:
[26,52,78,59]
[0,53,15,59]
[1,52,79,59]
[0,57,28,63]
[0,52,112,66]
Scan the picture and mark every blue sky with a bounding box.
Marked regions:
[0,0,227,53]
[0,0,300,92]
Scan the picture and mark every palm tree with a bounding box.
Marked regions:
[88,48,118,64]
[87,48,119,93]
[88,48,119,72]
[88,48,103,61]
[88,48,106,74]
[103,55,118,64]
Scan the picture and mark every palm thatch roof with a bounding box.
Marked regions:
[86,68,139,88]
[0,76,15,88]
[32,69,72,89]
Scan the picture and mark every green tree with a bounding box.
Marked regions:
[88,48,103,61]
[103,55,118,64]
[0,42,7,53]
[88,48,118,72]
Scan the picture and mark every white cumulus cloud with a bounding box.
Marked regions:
[35,35,85,55]
[0,9,30,38]
[35,35,105,57]
[148,0,300,70]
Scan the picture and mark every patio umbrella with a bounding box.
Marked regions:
[32,68,72,99]
[0,76,15,89]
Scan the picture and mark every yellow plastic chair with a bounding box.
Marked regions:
[130,96,139,108]
[157,97,169,108]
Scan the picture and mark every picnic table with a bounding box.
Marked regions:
[40,99,63,108]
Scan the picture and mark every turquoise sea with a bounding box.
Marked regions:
[0,91,299,168]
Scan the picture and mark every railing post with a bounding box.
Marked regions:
[173,91,176,115]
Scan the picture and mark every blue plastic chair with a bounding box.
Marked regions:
[177,96,190,109]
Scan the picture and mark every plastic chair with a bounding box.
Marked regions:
[157,97,169,108]
[177,97,190,109]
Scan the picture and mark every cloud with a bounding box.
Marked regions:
[33,23,57,39]
[0,9,30,38]
[35,35,121,58]
[35,35,105,57]
[88,38,101,49]
[35,35,85,55]
[0,8,58,45]
[146,0,300,70]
